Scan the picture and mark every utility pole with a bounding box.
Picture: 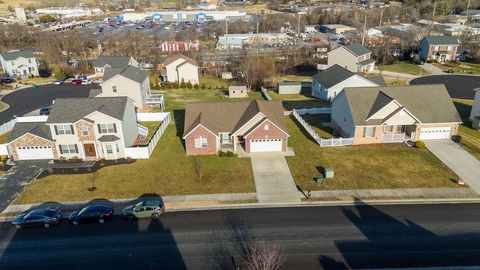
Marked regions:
[379,9,384,27]
[466,0,471,14]
[362,15,367,46]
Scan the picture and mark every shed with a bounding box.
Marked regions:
[278,82,302,94]
[228,85,248,98]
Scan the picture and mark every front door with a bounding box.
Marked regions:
[83,143,96,157]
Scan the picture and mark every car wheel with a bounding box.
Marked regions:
[15,225,21,230]
[127,215,134,222]
[44,223,51,229]
[72,220,79,226]
[99,218,105,224]
[151,213,160,220]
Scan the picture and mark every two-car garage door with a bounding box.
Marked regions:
[16,146,54,160]
[419,127,452,140]
[250,139,283,153]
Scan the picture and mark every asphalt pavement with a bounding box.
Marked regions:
[1,203,480,269]
[0,83,94,124]
[410,75,480,99]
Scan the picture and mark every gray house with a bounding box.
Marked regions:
[327,44,375,73]
[93,56,139,76]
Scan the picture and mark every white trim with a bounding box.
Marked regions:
[380,108,419,125]
[182,124,218,139]
[243,118,290,138]
[82,110,120,122]
[366,99,423,124]
[231,112,266,136]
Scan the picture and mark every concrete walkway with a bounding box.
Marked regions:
[370,70,419,79]
[426,140,480,193]
[250,153,300,203]
[422,63,445,75]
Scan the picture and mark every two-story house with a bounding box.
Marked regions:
[8,97,139,161]
[470,88,480,130]
[93,55,139,77]
[419,36,460,62]
[0,50,39,77]
[327,44,376,73]
[161,55,199,85]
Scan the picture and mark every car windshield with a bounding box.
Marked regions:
[24,208,56,219]
[78,206,96,216]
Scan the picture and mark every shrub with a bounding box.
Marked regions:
[172,82,179,89]
[193,84,200,89]
[201,84,206,89]
[446,69,454,73]
[226,151,235,157]
[218,151,227,157]
[180,81,187,89]
[414,141,425,148]
[451,135,462,143]
[0,155,8,163]
[186,82,193,89]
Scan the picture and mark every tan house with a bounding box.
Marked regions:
[183,100,289,155]
[331,84,462,145]
[8,97,139,161]
[419,36,459,62]
[93,56,139,77]
[470,88,480,130]
[228,86,248,98]
[327,43,376,73]
[161,55,199,84]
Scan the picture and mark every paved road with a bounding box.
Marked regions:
[1,203,480,269]
[426,140,480,193]
[410,75,480,99]
[0,84,95,124]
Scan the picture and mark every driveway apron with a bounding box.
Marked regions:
[250,153,300,203]
[426,140,480,193]
[0,161,48,212]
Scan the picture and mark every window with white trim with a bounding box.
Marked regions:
[55,124,74,135]
[383,125,393,133]
[98,123,116,134]
[81,125,89,136]
[105,144,113,154]
[59,144,78,154]
[264,124,269,131]
[194,137,208,148]
[363,127,375,137]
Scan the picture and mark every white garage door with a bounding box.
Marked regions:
[419,127,452,140]
[250,139,283,153]
[16,146,54,160]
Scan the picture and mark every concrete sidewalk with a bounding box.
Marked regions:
[422,63,445,75]
[250,153,300,203]
[426,140,480,193]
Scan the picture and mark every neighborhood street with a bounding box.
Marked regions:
[1,203,480,270]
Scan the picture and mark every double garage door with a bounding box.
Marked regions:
[419,127,451,140]
[250,138,283,153]
[16,146,54,160]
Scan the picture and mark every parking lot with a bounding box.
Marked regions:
[410,75,480,100]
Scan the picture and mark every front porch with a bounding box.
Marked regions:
[380,125,413,143]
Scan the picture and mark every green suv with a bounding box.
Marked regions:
[122,199,164,221]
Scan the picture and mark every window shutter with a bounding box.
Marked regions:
[70,125,74,134]
[363,128,367,137]
[54,126,59,135]
[74,144,78,153]
[372,127,376,136]
[59,145,63,154]
[113,123,117,133]
[97,124,102,134]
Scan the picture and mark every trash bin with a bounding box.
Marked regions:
[32,84,38,88]
[314,177,325,184]
[451,135,462,143]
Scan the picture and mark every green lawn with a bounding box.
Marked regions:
[0,132,10,144]
[200,76,230,89]
[285,117,461,191]
[137,121,161,146]
[377,62,431,76]
[14,121,255,204]
[268,91,330,110]
[433,62,480,75]
[301,114,333,139]
[453,99,480,160]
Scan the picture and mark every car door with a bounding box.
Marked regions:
[134,207,147,218]
[23,215,43,227]
[79,209,97,222]
[143,206,155,217]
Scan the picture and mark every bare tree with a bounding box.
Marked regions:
[244,241,286,270]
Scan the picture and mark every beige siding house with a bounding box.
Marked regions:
[327,44,375,73]
[93,56,139,77]
[331,85,462,144]
[228,86,248,98]
[162,55,199,84]
[471,88,480,130]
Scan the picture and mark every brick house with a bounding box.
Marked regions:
[419,36,459,62]
[331,85,462,144]
[182,100,289,155]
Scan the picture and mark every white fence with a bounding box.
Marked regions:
[284,107,331,116]
[0,119,16,136]
[292,109,354,147]
[261,87,272,100]
[0,144,9,156]
[136,112,169,122]
[124,113,171,159]
[381,132,407,143]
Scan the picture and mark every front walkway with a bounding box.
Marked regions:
[426,140,480,193]
[422,63,445,75]
[250,153,300,203]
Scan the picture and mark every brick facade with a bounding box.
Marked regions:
[9,134,57,161]
[184,125,218,155]
[75,120,96,142]
[244,120,288,152]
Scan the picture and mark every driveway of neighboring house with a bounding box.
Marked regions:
[250,153,300,203]
[0,161,48,212]
[426,140,480,194]
[421,63,445,75]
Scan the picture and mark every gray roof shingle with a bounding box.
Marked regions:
[342,84,462,126]
[0,50,34,61]
[98,135,121,142]
[423,36,459,45]
[102,65,148,84]
[46,97,129,123]
[8,122,52,143]
[93,56,132,68]
[312,64,355,89]
[343,43,371,56]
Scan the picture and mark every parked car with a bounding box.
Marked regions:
[68,205,113,225]
[71,79,82,85]
[0,76,14,84]
[122,199,164,221]
[81,79,92,85]
[12,207,62,229]
[54,80,64,85]
[39,107,52,115]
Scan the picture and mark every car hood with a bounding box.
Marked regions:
[122,205,134,215]
[12,214,26,224]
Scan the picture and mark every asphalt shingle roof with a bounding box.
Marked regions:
[183,100,287,137]
[312,64,355,89]
[342,84,462,126]
[423,36,459,45]
[46,97,129,123]
[0,50,34,61]
[8,122,52,143]
[98,135,120,142]
[102,65,148,84]
[163,54,197,67]
[343,43,371,56]
[93,56,132,68]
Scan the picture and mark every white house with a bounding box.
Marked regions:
[93,56,138,77]
[162,55,199,85]
[0,50,39,77]
[470,88,480,130]
[311,64,379,100]
[327,43,375,73]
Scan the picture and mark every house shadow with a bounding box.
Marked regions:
[289,115,322,144]
[173,109,186,150]
[319,198,480,269]
[453,100,473,123]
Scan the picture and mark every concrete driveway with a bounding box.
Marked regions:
[421,63,445,75]
[426,140,480,193]
[250,153,300,203]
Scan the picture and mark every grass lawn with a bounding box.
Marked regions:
[285,117,461,191]
[377,62,430,76]
[137,121,161,146]
[433,62,480,75]
[383,76,407,86]
[453,99,480,160]
[279,75,312,82]
[14,121,255,204]
[18,77,54,85]
[0,132,10,144]
[300,114,333,139]
[268,91,330,110]
[200,76,230,89]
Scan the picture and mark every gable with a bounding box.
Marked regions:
[382,108,418,125]
[183,124,217,139]
[84,110,121,122]
[330,74,378,91]
[367,100,401,120]
[244,119,289,138]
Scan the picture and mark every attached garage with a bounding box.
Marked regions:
[249,138,283,153]
[419,127,452,140]
[16,146,54,160]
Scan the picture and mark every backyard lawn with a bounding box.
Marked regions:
[285,117,461,191]
[14,120,255,204]
[279,75,313,82]
[433,62,480,75]
[383,76,407,86]
[137,121,161,146]
[453,99,480,160]
[268,90,330,110]
[377,62,430,76]
[301,114,333,139]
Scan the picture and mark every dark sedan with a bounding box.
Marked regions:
[68,205,113,225]
[12,207,62,229]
